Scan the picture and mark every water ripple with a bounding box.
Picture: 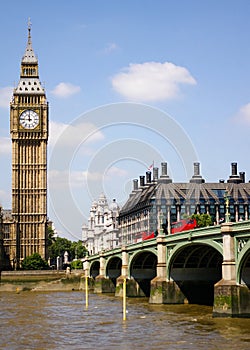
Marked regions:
[1,292,250,350]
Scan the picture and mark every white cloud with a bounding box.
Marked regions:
[0,87,13,108]
[0,189,11,208]
[49,169,103,189]
[49,167,127,191]
[111,61,196,102]
[234,103,250,124]
[49,120,105,149]
[103,42,119,54]
[0,136,11,155]
[51,82,81,98]
[49,121,68,147]
[49,170,84,189]
[105,166,128,179]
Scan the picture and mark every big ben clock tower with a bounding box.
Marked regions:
[10,22,48,267]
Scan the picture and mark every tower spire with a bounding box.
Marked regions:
[22,18,37,63]
[28,17,32,42]
[15,21,45,95]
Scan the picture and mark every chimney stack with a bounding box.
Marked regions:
[158,162,172,183]
[194,162,200,176]
[239,172,245,183]
[153,167,159,181]
[231,162,237,176]
[139,175,145,187]
[190,162,205,183]
[161,162,168,176]
[227,162,242,183]
[133,179,138,191]
[146,171,151,184]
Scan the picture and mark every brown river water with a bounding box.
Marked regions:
[1,291,250,350]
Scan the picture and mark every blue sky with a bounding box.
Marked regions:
[1,0,250,240]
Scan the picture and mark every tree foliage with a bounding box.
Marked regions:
[21,253,49,270]
[71,260,83,269]
[48,237,72,260]
[191,213,213,228]
[48,237,87,261]
[71,240,87,259]
[47,225,56,247]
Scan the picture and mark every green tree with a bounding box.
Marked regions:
[191,213,213,228]
[48,237,87,266]
[21,253,49,270]
[48,237,72,261]
[70,260,83,269]
[70,240,87,260]
[47,225,56,247]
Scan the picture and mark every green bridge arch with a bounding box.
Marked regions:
[166,239,223,280]
[237,239,250,285]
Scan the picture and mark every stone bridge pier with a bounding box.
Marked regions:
[115,246,149,297]
[213,223,250,317]
[93,252,115,293]
[149,234,186,304]
[115,246,129,297]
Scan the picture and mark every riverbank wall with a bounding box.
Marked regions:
[0,270,84,292]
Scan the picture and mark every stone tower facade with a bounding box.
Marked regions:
[9,24,48,268]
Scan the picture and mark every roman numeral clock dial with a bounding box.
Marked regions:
[19,109,39,129]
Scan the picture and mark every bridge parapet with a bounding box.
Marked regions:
[230,220,250,233]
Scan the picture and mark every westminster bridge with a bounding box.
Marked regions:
[83,221,250,317]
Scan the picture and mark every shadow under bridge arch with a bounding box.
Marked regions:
[169,243,223,305]
[239,245,250,288]
[130,251,157,297]
[106,256,122,287]
[90,261,100,279]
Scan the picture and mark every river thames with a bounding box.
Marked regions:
[1,291,250,350]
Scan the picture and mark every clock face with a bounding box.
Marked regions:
[19,110,39,129]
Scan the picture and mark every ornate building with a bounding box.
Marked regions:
[82,193,120,255]
[7,24,49,268]
[118,162,250,245]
